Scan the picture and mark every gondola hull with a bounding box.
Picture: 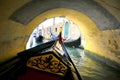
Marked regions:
[0,38,82,80]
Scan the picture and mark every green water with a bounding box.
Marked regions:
[66,47,120,80]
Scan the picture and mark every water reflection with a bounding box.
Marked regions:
[66,47,120,80]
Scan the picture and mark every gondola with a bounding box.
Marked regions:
[64,37,81,48]
[0,32,82,80]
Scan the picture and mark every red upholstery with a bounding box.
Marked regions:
[18,69,61,80]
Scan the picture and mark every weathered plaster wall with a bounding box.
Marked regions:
[95,0,120,22]
[95,0,120,62]
[0,0,30,62]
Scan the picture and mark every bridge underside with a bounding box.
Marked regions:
[10,0,120,30]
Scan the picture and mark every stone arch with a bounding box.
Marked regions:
[10,0,120,30]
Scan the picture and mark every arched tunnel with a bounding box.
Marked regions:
[0,0,120,80]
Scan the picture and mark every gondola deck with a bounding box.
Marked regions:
[0,34,82,80]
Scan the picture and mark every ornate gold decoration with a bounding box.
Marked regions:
[26,53,68,76]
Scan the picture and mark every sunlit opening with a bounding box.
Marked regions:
[26,16,86,49]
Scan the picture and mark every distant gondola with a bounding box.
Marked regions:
[64,37,81,48]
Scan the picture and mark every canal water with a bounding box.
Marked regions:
[66,47,120,80]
